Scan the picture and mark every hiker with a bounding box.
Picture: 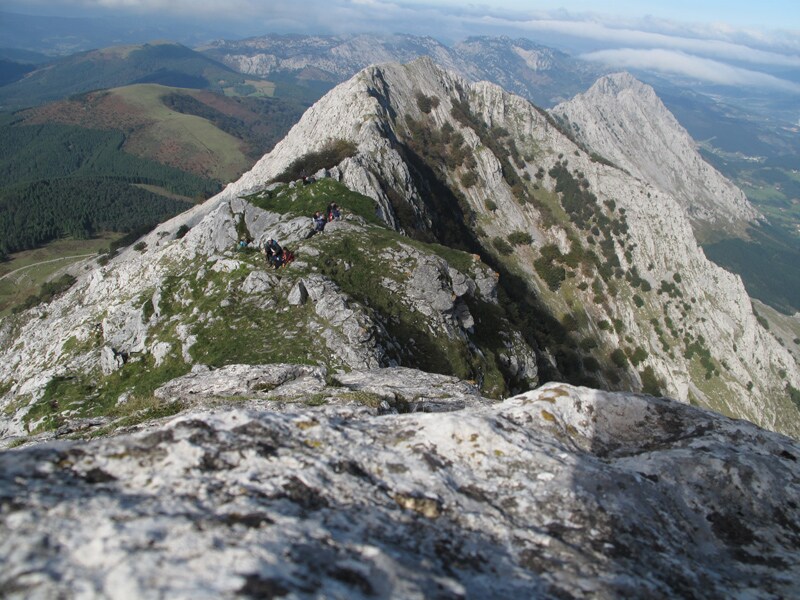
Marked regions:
[326,202,341,221]
[313,211,326,232]
[263,238,283,268]
[281,248,295,267]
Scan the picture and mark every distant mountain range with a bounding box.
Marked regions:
[201,33,603,108]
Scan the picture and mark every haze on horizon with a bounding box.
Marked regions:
[3,0,799,94]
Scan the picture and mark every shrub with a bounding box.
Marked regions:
[534,257,566,291]
[610,348,628,368]
[485,199,498,212]
[633,294,644,308]
[460,171,478,188]
[628,346,648,366]
[507,231,533,246]
[415,92,439,114]
[175,224,190,239]
[133,241,147,252]
[640,366,663,396]
[492,237,514,255]
[598,320,612,331]
[273,139,357,183]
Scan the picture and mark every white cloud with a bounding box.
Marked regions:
[477,16,800,67]
[582,48,800,93]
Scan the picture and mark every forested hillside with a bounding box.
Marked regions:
[0,120,206,257]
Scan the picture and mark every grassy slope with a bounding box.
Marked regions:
[0,234,121,317]
[112,84,251,183]
[10,181,531,435]
[0,42,246,110]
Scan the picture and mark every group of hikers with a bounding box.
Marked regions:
[261,237,294,269]
[313,202,342,232]
[238,201,343,269]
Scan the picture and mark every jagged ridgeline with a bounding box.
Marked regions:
[0,58,798,440]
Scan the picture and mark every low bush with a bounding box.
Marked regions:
[492,237,514,255]
[273,139,358,183]
[507,231,533,246]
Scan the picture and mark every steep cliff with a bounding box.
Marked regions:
[222,58,796,434]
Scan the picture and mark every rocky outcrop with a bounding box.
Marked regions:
[551,72,760,240]
[2,383,798,598]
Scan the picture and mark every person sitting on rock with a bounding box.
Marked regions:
[263,238,283,268]
[313,211,326,232]
[326,202,341,222]
[280,248,295,268]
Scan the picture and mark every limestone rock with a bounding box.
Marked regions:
[100,346,124,375]
[333,366,487,412]
[1,384,797,598]
[241,270,277,294]
[552,73,760,239]
[154,364,327,400]
[287,280,308,306]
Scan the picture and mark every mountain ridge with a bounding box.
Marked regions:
[200,33,602,108]
[1,57,797,439]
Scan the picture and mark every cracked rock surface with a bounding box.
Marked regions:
[2,382,798,599]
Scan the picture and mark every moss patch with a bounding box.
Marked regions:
[246,179,383,226]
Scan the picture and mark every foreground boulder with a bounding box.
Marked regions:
[1,382,798,598]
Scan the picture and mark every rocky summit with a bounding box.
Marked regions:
[2,377,799,598]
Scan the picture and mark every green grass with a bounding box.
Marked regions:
[23,355,191,434]
[246,179,384,225]
[12,198,539,432]
[113,84,252,183]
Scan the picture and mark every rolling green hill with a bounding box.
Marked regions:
[0,82,310,258]
[0,41,270,110]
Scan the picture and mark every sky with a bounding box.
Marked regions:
[4,0,800,93]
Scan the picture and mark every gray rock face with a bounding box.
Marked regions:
[2,383,797,598]
[154,363,326,400]
[552,73,760,239]
[332,366,487,412]
[230,57,795,435]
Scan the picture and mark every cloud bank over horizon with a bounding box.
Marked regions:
[5,0,800,93]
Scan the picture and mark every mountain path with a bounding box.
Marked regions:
[0,254,95,282]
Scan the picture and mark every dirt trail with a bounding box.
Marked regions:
[0,254,95,282]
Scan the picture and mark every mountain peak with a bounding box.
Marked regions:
[552,72,760,239]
